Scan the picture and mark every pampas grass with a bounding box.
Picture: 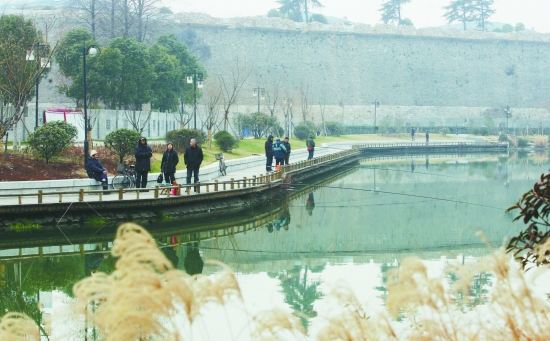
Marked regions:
[2,223,549,340]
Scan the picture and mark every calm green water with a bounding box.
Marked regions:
[1,151,548,337]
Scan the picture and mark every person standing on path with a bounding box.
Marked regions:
[306,134,316,160]
[161,142,179,186]
[411,127,415,141]
[265,135,274,171]
[85,149,110,193]
[283,137,291,165]
[134,137,153,190]
[184,138,203,188]
[425,130,429,144]
[272,138,287,168]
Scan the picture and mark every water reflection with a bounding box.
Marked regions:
[1,152,549,338]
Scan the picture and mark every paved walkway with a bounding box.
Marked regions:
[0,137,478,207]
[0,143,343,207]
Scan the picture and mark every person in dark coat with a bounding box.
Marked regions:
[184,138,203,186]
[272,138,287,168]
[425,130,430,144]
[161,142,179,185]
[85,149,109,192]
[184,242,204,276]
[306,192,315,216]
[265,135,274,171]
[134,137,153,189]
[306,134,316,160]
[283,137,291,165]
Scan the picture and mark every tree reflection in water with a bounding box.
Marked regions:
[270,264,325,332]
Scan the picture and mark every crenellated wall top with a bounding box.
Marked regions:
[174,12,550,43]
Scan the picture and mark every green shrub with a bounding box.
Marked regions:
[325,121,343,136]
[105,129,141,163]
[46,120,79,140]
[86,216,106,229]
[213,130,238,152]
[166,129,206,152]
[517,138,529,147]
[28,122,73,163]
[293,121,316,140]
[310,13,328,24]
[9,221,42,233]
[499,134,509,142]
[439,127,450,136]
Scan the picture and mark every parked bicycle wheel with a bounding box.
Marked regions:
[219,160,227,176]
[111,174,132,189]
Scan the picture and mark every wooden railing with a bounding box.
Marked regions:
[0,149,357,205]
[352,141,507,149]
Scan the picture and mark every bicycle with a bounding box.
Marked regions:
[215,153,227,176]
[111,163,136,189]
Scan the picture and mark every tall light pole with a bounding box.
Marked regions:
[504,105,511,130]
[25,43,49,131]
[83,45,100,167]
[252,87,265,113]
[373,100,379,131]
[186,71,203,130]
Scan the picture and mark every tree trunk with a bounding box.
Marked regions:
[207,129,212,150]
[88,130,93,150]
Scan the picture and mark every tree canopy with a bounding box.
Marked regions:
[379,0,413,26]
[0,15,54,138]
[277,0,324,22]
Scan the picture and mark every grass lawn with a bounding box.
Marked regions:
[148,133,471,172]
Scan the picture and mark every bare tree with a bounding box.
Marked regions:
[219,57,252,131]
[202,77,223,149]
[132,0,162,42]
[299,80,312,122]
[64,0,106,39]
[264,76,282,117]
[318,95,327,136]
[175,93,193,129]
[282,89,296,138]
[125,109,151,134]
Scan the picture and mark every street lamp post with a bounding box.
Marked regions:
[25,43,49,131]
[83,45,101,167]
[252,87,265,113]
[373,100,379,130]
[186,71,203,130]
[504,105,511,131]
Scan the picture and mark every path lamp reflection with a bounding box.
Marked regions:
[373,100,379,131]
[83,45,100,167]
[186,71,203,130]
[252,87,265,113]
[504,105,511,131]
[25,43,50,131]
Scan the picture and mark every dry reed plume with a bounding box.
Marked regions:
[1,223,549,340]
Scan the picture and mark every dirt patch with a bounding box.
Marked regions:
[0,146,120,182]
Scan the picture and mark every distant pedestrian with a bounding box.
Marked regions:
[161,142,179,186]
[272,138,287,167]
[85,149,109,193]
[184,138,203,188]
[306,134,316,159]
[411,127,415,141]
[283,137,291,165]
[134,137,153,190]
[265,135,274,171]
[426,130,429,144]
[411,160,415,173]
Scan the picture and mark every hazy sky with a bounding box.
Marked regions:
[165,0,550,33]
